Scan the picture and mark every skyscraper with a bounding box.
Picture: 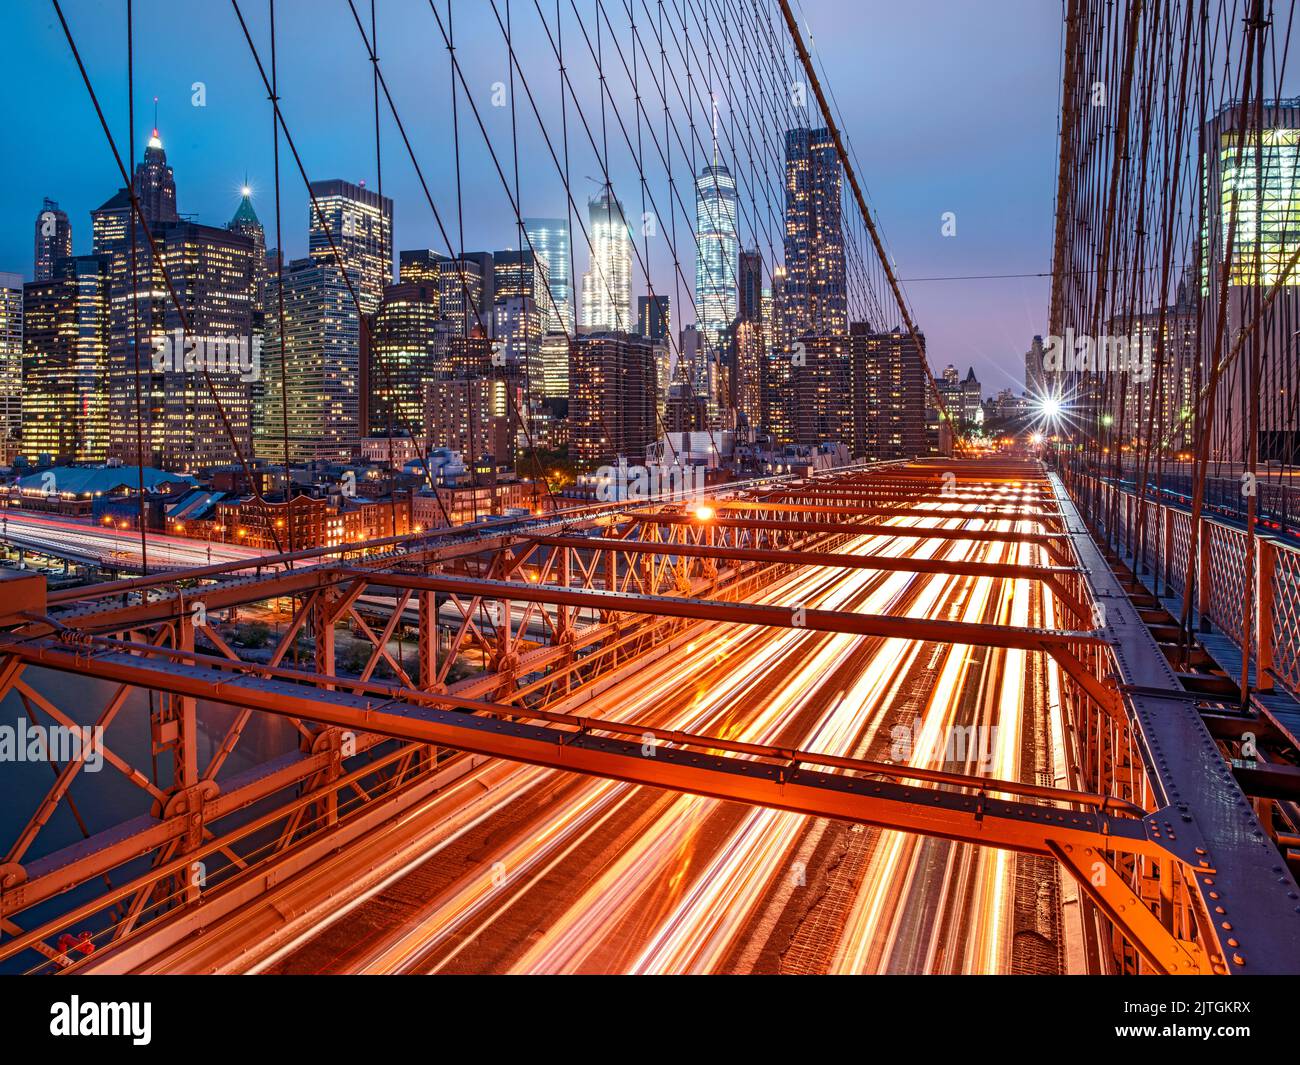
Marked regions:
[444,327,494,378]
[581,186,632,332]
[727,318,762,430]
[33,199,71,283]
[439,255,486,337]
[367,280,452,440]
[695,156,739,346]
[0,273,23,451]
[960,368,983,425]
[784,127,847,337]
[493,294,545,397]
[228,186,267,319]
[790,333,851,446]
[763,265,792,440]
[1202,102,1300,293]
[21,255,110,462]
[1124,280,1198,455]
[90,129,257,470]
[540,332,570,400]
[677,324,710,405]
[493,252,547,399]
[91,126,178,252]
[398,248,441,286]
[135,126,179,224]
[424,376,516,468]
[938,365,962,421]
[763,343,793,443]
[398,249,493,336]
[523,217,574,334]
[1024,336,1046,398]
[259,257,361,463]
[769,264,789,352]
[308,179,393,315]
[113,220,258,470]
[494,250,550,306]
[569,332,658,463]
[738,248,764,324]
[229,187,269,445]
[637,294,671,342]
[849,325,927,460]
[459,251,495,317]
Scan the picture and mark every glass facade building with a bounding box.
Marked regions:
[695,161,739,348]
[580,187,632,333]
[523,218,574,334]
[1214,125,1300,287]
[1201,98,1300,464]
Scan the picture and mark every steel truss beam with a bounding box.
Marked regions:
[526,534,1075,581]
[340,569,1104,654]
[523,535,1094,624]
[626,515,1075,562]
[0,634,1216,973]
[718,501,1065,522]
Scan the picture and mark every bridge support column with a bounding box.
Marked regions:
[418,590,437,690]
[162,618,203,906]
[176,620,199,790]
[558,549,573,695]
[314,594,336,685]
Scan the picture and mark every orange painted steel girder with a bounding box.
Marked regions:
[340,570,1104,654]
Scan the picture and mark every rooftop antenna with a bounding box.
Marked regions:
[711,94,719,167]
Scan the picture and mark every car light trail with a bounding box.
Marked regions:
[321,499,1058,976]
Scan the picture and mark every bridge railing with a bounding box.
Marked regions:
[1082,473,1300,696]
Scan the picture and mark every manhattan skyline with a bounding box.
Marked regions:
[3,0,1067,391]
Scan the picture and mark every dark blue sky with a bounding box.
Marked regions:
[2,0,1068,392]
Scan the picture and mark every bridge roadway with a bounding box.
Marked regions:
[120,486,1072,974]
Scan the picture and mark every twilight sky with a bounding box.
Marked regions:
[1,0,1066,393]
